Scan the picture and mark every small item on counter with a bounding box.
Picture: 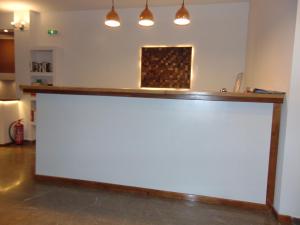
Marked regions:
[220,88,228,93]
[245,87,285,94]
[253,89,285,94]
[245,87,254,93]
[233,73,244,93]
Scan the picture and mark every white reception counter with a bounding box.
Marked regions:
[21,85,284,210]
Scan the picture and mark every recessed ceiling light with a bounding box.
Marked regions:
[4,29,9,33]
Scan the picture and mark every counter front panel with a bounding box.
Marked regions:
[36,93,273,204]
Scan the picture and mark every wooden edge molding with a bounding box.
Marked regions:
[35,174,268,211]
[266,103,282,206]
[0,140,35,147]
[0,99,19,101]
[25,140,36,144]
[271,206,293,224]
[0,142,13,147]
[20,85,285,103]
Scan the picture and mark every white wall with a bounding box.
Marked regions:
[245,0,300,218]
[0,12,12,29]
[245,0,297,92]
[35,2,249,91]
[274,0,300,218]
[0,101,19,145]
[37,93,273,204]
[0,80,16,99]
[14,11,41,141]
[0,12,20,144]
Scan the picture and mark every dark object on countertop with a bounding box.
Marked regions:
[253,88,285,94]
[220,88,228,93]
[246,87,285,94]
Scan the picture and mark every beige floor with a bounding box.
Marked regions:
[0,144,282,225]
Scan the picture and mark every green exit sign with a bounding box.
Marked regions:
[48,29,58,36]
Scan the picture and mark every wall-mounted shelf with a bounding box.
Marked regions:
[31,75,54,86]
[30,48,58,86]
[30,72,53,76]
[28,47,60,140]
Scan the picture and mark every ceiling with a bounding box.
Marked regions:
[0,0,248,12]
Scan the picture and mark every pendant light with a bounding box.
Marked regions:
[105,0,121,27]
[139,0,154,27]
[174,0,190,26]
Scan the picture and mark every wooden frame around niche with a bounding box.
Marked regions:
[140,46,192,89]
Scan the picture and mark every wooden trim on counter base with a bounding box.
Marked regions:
[271,207,293,224]
[0,140,36,147]
[20,85,285,103]
[0,99,19,101]
[0,142,12,147]
[35,174,268,211]
[266,103,282,206]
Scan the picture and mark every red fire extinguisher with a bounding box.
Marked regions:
[9,120,24,145]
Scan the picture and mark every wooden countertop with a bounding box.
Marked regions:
[20,85,285,104]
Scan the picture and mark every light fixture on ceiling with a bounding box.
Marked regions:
[11,10,30,31]
[3,29,9,33]
[11,21,26,31]
[139,0,154,27]
[174,0,190,26]
[105,0,121,27]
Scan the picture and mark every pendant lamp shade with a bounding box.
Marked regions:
[105,0,120,27]
[139,0,154,27]
[174,0,190,26]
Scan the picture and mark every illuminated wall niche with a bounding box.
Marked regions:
[141,46,192,89]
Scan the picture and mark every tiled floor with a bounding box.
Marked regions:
[0,144,281,225]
